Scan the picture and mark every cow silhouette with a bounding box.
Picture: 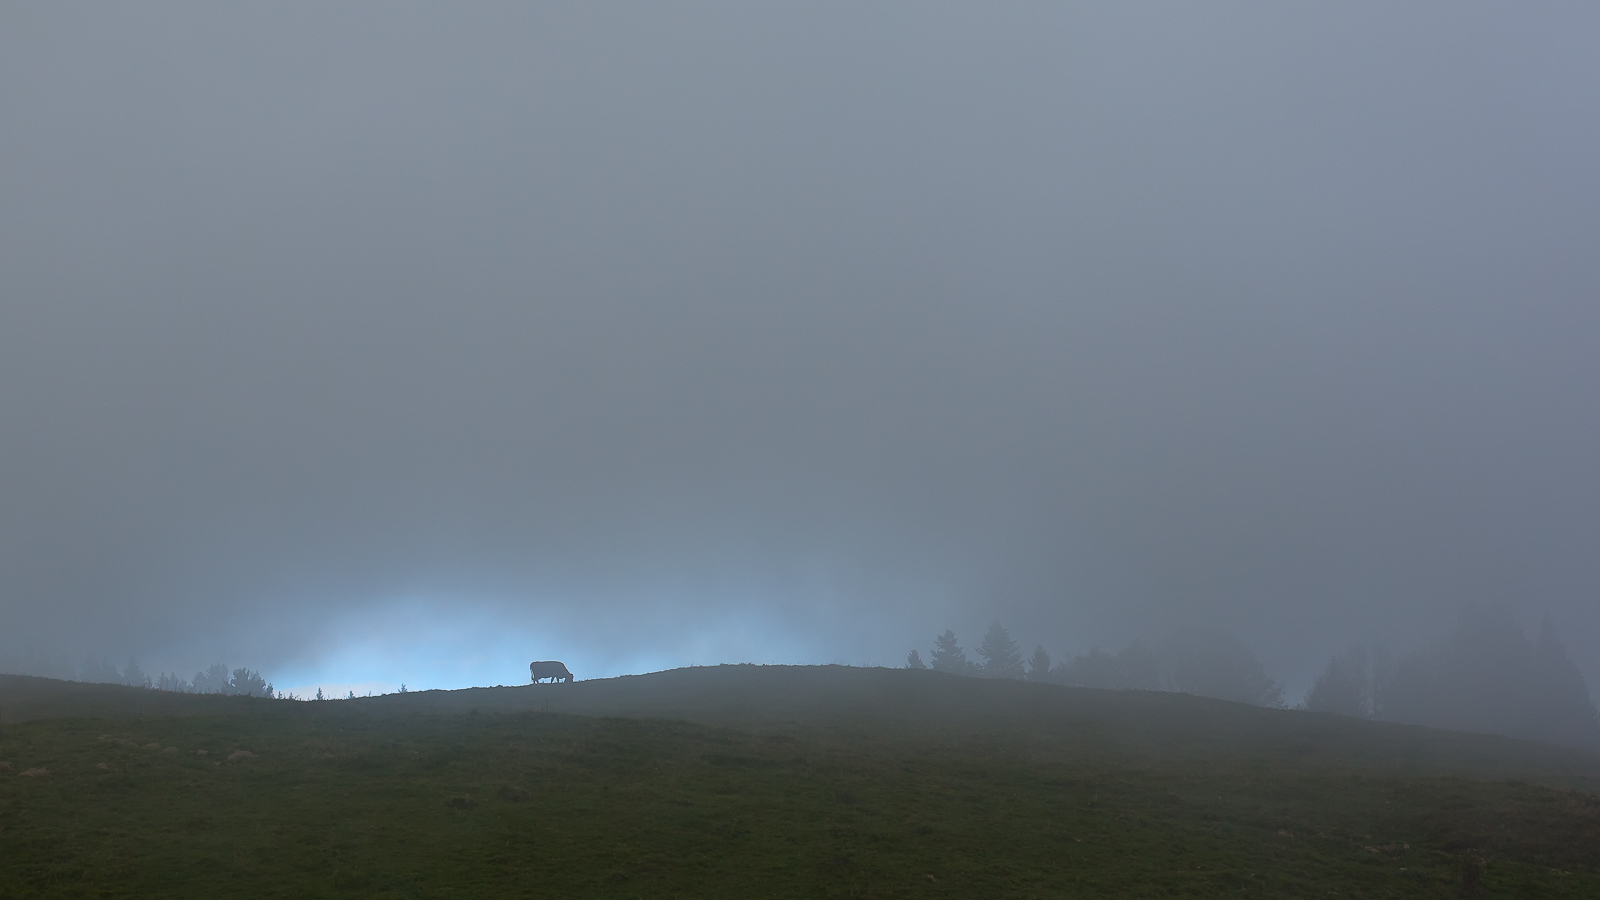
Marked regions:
[529,660,574,684]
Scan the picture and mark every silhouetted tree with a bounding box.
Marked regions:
[977,621,1025,679]
[1116,642,1164,690]
[156,671,192,693]
[1530,615,1599,748]
[1369,643,1395,719]
[192,664,228,694]
[315,687,325,701]
[1380,607,1600,748]
[230,668,270,698]
[79,657,122,684]
[905,649,927,670]
[1053,642,1163,690]
[929,629,972,674]
[1025,645,1051,681]
[121,656,150,689]
[1055,648,1112,687]
[1161,630,1283,707]
[1303,646,1371,717]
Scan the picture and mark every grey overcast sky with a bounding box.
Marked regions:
[2,3,1597,695]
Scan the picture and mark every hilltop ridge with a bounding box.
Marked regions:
[5,664,1598,785]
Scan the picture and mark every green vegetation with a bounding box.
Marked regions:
[3,666,1600,897]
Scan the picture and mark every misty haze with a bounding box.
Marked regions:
[3,3,1599,895]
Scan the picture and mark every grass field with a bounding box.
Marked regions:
[3,666,1600,898]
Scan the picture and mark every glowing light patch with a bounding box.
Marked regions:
[265,590,841,693]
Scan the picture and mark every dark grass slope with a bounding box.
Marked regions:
[370,665,1600,783]
[4,666,1600,897]
[12,665,1595,783]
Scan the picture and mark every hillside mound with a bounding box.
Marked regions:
[6,665,1599,785]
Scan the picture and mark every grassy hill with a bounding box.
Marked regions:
[3,665,1599,897]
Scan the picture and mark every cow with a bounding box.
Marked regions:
[529,660,574,684]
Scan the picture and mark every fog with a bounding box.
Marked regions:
[2,3,1597,698]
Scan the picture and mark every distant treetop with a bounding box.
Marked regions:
[930,629,972,674]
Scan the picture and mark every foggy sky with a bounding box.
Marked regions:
[2,3,1597,695]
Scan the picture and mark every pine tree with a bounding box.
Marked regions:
[194,663,231,694]
[1162,630,1283,707]
[1303,646,1371,717]
[905,649,927,670]
[1378,606,1599,747]
[1025,645,1052,681]
[1530,615,1600,748]
[1370,643,1395,719]
[929,630,971,674]
[79,657,123,684]
[121,656,150,688]
[1053,648,1114,688]
[977,620,1025,679]
[1052,642,1164,690]
[230,668,269,697]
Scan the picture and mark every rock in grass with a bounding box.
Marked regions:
[21,767,48,777]
[228,750,254,760]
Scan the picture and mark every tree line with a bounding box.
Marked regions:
[0,654,412,703]
[905,621,1284,707]
[1302,606,1599,749]
[915,609,1600,749]
[1,654,276,699]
